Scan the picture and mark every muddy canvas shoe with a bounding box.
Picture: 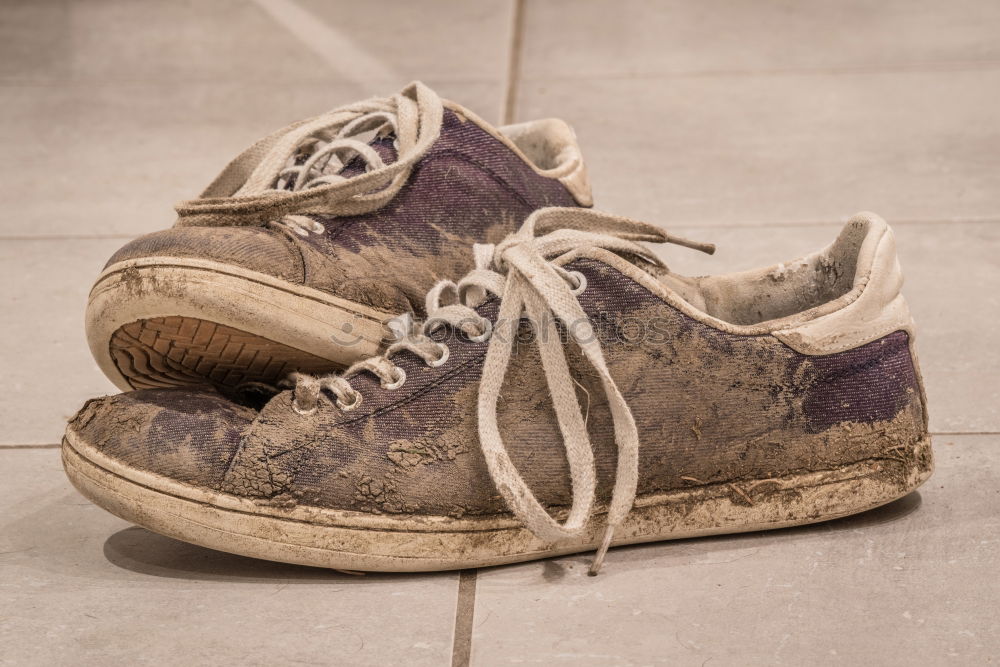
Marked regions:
[64,208,932,573]
[86,82,590,398]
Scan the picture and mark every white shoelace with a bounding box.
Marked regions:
[178,82,443,227]
[269,110,399,193]
[289,208,714,574]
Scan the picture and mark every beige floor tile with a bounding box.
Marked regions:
[0,448,458,666]
[1,0,511,84]
[652,220,1000,433]
[0,0,318,84]
[516,70,1000,225]
[0,80,500,237]
[1,0,509,237]
[520,0,1000,79]
[1,239,121,446]
[295,0,512,83]
[470,434,999,666]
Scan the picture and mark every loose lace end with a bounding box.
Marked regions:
[588,526,616,576]
[663,232,716,256]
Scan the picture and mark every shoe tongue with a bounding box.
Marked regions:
[630,253,713,312]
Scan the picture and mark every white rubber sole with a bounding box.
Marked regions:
[62,427,933,572]
[86,258,394,392]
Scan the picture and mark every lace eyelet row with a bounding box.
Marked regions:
[291,341,458,416]
[427,343,450,367]
[381,367,407,390]
[280,214,326,236]
[291,401,318,416]
[467,318,493,343]
[336,392,363,411]
[292,389,362,415]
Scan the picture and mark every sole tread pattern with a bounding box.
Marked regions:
[109,316,343,394]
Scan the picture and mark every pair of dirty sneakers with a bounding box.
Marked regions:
[64,82,932,574]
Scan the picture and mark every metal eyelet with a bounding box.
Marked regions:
[568,270,588,295]
[467,318,493,343]
[292,400,318,416]
[336,392,363,411]
[427,343,450,368]
[381,367,406,390]
[281,214,325,236]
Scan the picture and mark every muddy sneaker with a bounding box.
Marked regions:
[87,82,590,399]
[64,208,932,573]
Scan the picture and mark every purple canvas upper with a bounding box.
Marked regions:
[70,253,928,518]
[106,108,581,314]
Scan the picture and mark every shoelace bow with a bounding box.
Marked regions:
[289,208,714,574]
[177,82,443,225]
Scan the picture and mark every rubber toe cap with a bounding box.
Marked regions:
[104,226,304,282]
[65,388,257,487]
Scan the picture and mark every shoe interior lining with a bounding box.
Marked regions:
[654,221,870,326]
[499,118,581,172]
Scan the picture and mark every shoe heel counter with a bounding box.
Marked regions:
[775,212,910,355]
[767,212,930,434]
[802,328,928,436]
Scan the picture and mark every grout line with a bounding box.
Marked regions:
[0,444,62,450]
[4,60,1000,89]
[0,75,499,86]
[0,234,137,241]
[451,569,478,667]
[1,216,998,243]
[518,58,1000,84]
[499,0,526,125]
[931,431,1000,437]
[660,216,1000,231]
[1,217,998,243]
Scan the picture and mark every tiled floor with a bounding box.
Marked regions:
[1,1,997,665]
